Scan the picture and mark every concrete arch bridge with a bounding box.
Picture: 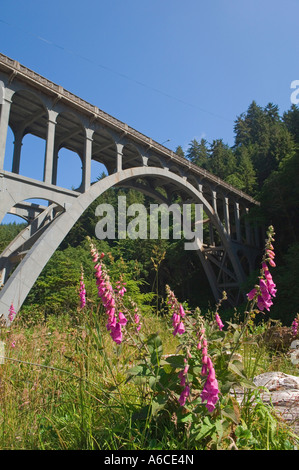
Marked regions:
[0,53,262,324]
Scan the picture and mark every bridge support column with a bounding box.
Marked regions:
[0,88,13,171]
[44,110,58,184]
[12,129,23,174]
[211,190,217,214]
[234,201,241,242]
[82,128,93,192]
[116,143,123,172]
[224,196,230,235]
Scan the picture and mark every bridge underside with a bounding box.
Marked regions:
[0,167,262,325]
[0,53,263,324]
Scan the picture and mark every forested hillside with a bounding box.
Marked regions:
[177,101,299,322]
[1,101,299,324]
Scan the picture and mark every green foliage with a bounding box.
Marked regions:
[0,222,26,253]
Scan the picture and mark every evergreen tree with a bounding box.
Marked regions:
[234,101,295,188]
[283,104,299,145]
[234,145,257,195]
[175,145,185,158]
[208,139,236,181]
[186,138,209,168]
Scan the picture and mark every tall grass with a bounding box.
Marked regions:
[0,227,298,450]
[0,306,297,450]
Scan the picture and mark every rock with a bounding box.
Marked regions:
[231,372,299,435]
[290,341,299,365]
[253,372,299,434]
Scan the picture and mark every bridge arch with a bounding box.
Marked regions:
[0,166,247,324]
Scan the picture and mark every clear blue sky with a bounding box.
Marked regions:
[0,0,298,222]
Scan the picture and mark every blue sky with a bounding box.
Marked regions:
[0,0,299,222]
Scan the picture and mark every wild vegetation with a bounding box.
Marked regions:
[0,101,299,450]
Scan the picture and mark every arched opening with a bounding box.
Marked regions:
[92,128,116,175]
[168,164,184,178]
[19,133,46,182]
[147,155,164,168]
[8,89,48,179]
[54,112,85,190]
[1,213,27,226]
[56,147,83,191]
[187,175,200,191]
[122,143,143,170]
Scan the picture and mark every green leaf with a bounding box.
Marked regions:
[162,354,185,369]
[227,361,256,389]
[228,360,245,378]
[192,417,216,441]
[126,363,151,385]
[151,394,168,416]
[222,404,240,424]
[146,333,163,366]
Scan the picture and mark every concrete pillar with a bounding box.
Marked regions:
[224,196,230,235]
[234,201,241,242]
[44,110,58,184]
[211,190,217,214]
[52,146,59,185]
[12,128,23,174]
[82,128,93,192]
[116,142,123,172]
[0,88,13,171]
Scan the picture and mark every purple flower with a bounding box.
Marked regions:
[179,304,186,317]
[173,321,185,336]
[110,323,122,344]
[79,270,86,309]
[118,311,128,325]
[8,303,16,322]
[178,385,190,406]
[247,287,257,301]
[215,313,224,331]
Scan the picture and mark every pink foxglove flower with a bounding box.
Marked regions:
[247,287,257,300]
[200,336,220,412]
[79,269,86,309]
[292,317,298,337]
[200,356,220,412]
[90,243,128,345]
[179,304,186,317]
[110,322,123,344]
[178,361,189,387]
[179,385,190,406]
[118,311,128,325]
[8,303,16,322]
[166,286,186,336]
[247,229,277,313]
[173,321,185,336]
[215,313,224,330]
